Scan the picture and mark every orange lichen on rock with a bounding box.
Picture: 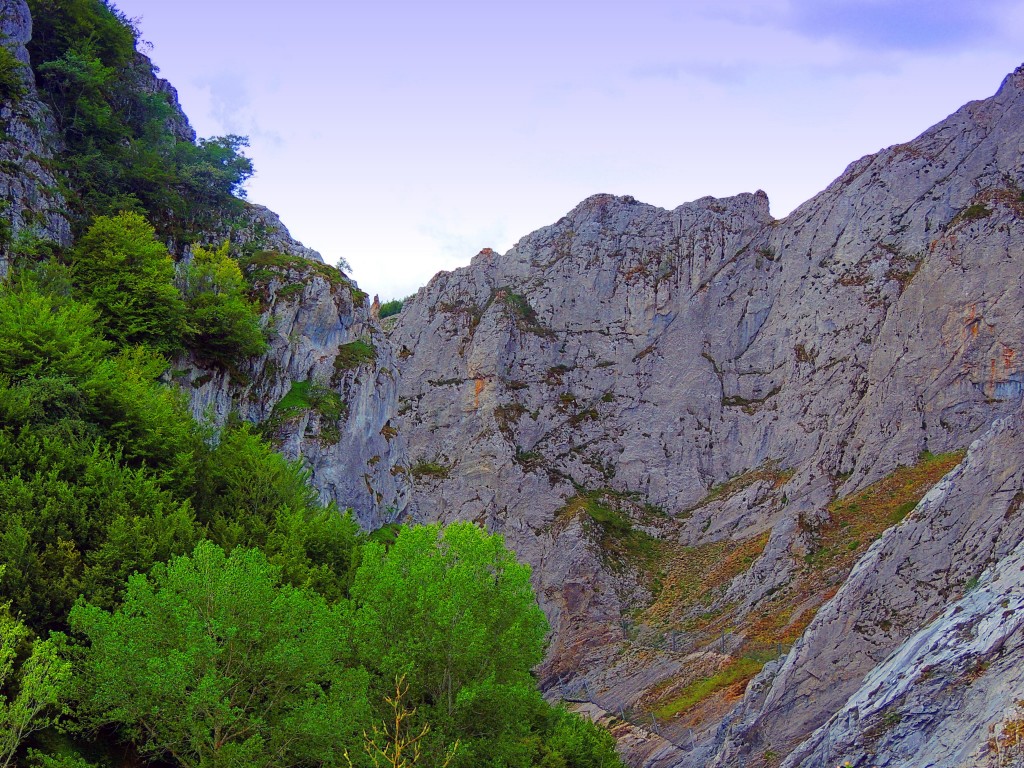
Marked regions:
[474,377,485,409]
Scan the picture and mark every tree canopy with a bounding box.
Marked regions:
[71,541,369,768]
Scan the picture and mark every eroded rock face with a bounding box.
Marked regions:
[715,414,1024,765]
[777,420,1024,768]
[183,261,411,527]
[148,63,1024,767]
[0,0,72,275]
[381,66,1024,766]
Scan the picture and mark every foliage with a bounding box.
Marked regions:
[536,706,621,768]
[350,676,459,768]
[71,541,370,768]
[558,490,662,566]
[334,339,377,377]
[262,379,347,444]
[179,241,267,364]
[70,211,186,353]
[350,523,550,767]
[961,203,993,221]
[241,250,347,287]
[988,701,1024,767]
[0,606,72,768]
[0,187,622,767]
[26,0,252,239]
[0,276,354,628]
[409,459,451,480]
[653,657,764,719]
[379,299,404,319]
[0,44,27,102]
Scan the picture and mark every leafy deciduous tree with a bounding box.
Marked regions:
[0,589,72,768]
[71,541,369,768]
[179,241,267,364]
[350,522,550,766]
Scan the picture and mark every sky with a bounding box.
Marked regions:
[111,0,1024,300]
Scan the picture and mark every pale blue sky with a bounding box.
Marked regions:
[111,0,1024,300]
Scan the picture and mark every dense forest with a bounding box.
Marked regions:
[0,1,623,766]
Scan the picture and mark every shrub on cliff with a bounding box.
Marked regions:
[179,241,267,365]
[70,211,186,354]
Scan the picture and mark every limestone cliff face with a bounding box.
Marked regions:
[718,414,1024,767]
[0,0,72,275]
[381,66,1024,766]
[182,258,412,528]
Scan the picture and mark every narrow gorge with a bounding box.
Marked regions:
[1,0,1022,764]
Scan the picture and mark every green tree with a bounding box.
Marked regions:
[70,212,186,353]
[179,241,267,364]
[0,593,72,768]
[378,299,404,319]
[71,541,369,768]
[350,522,550,766]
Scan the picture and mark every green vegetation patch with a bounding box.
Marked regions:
[493,286,554,338]
[379,298,403,318]
[693,461,794,511]
[0,44,27,101]
[644,532,771,631]
[263,379,347,444]
[653,657,764,719]
[741,449,966,647]
[805,450,965,569]
[960,203,993,221]
[241,251,348,289]
[558,489,664,567]
[410,458,452,480]
[494,402,528,437]
[333,339,377,384]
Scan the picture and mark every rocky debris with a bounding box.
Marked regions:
[0,0,72,276]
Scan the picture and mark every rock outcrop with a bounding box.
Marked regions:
[719,413,1024,766]
[0,0,72,275]
[182,256,411,528]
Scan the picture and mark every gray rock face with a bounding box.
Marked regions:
[716,413,1024,765]
[0,0,72,275]
[378,65,1024,766]
[217,203,326,264]
[182,260,411,527]
[778,420,1024,768]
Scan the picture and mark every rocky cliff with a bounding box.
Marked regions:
[380,66,1024,766]
[0,0,71,275]
[180,64,1024,767]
